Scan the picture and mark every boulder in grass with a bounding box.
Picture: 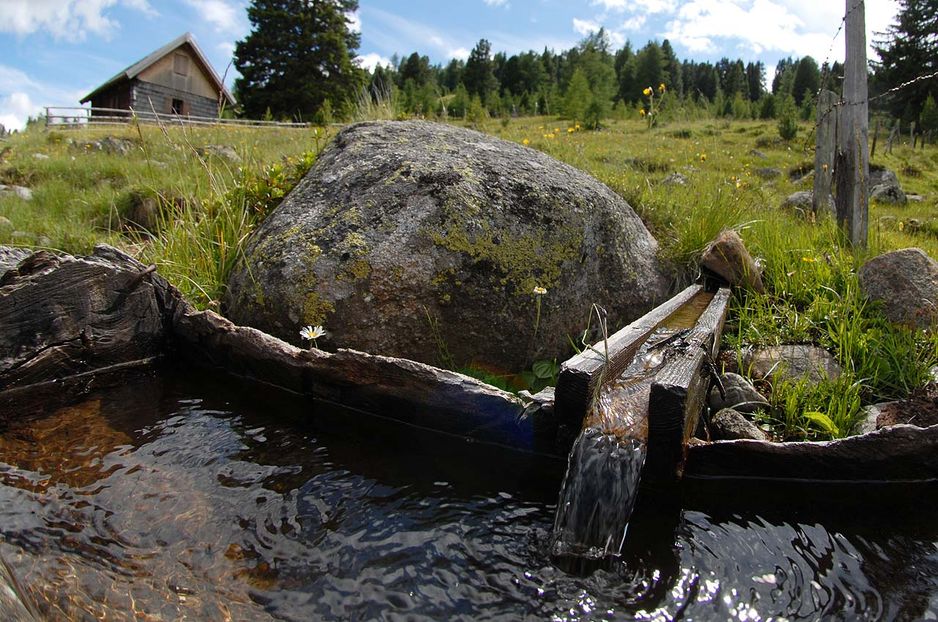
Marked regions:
[709,372,769,414]
[858,248,938,329]
[743,344,842,383]
[700,229,765,293]
[224,120,670,370]
[710,408,768,441]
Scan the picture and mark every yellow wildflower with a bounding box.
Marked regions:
[643,86,653,97]
[899,221,905,231]
[658,83,666,93]
[533,286,547,296]
[699,153,707,162]
[567,127,575,133]
[640,108,646,117]
[522,138,530,146]
[801,256,816,263]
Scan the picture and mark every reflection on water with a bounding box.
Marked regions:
[0,367,935,620]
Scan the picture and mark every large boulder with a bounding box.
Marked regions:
[224,121,669,370]
[858,248,938,328]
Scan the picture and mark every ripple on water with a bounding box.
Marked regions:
[0,369,935,621]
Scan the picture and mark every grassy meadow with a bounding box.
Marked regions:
[1,115,936,440]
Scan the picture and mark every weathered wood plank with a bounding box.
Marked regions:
[644,287,731,480]
[0,247,167,391]
[835,0,869,247]
[684,424,938,483]
[813,89,837,216]
[171,307,533,452]
[554,284,702,432]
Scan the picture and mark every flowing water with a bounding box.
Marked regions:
[0,367,936,621]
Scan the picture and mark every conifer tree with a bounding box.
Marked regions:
[872,0,938,122]
[234,0,365,120]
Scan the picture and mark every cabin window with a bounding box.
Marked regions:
[174,53,189,76]
[171,98,185,115]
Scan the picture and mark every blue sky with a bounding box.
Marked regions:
[0,0,900,130]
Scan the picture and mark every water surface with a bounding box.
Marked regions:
[0,368,935,620]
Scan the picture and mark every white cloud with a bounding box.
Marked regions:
[620,15,647,30]
[448,47,471,60]
[483,0,509,6]
[348,10,362,33]
[356,52,392,72]
[0,64,91,130]
[592,0,676,13]
[184,0,242,34]
[0,0,155,41]
[573,18,602,36]
[663,0,898,62]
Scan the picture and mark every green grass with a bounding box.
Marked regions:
[1,115,936,440]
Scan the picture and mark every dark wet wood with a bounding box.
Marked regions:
[171,307,531,451]
[0,247,168,392]
[685,424,938,483]
[554,284,702,433]
[644,287,731,481]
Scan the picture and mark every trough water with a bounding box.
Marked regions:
[0,368,936,621]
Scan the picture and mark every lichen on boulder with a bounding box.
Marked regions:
[224,120,669,370]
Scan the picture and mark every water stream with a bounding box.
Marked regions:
[0,366,936,620]
[550,291,717,566]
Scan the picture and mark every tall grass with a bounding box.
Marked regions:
[2,115,936,439]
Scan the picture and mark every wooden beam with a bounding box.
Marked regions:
[644,287,731,481]
[554,284,702,434]
[835,0,869,248]
[814,89,837,216]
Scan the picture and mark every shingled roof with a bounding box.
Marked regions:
[80,32,236,105]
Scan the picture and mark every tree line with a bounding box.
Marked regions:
[233,0,937,134]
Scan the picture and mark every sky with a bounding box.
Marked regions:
[0,0,901,130]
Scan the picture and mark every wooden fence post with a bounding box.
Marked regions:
[870,117,880,159]
[814,90,838,216]
[835,0,869,248]
[886,120,899,153]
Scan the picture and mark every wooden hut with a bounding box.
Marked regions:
[80,32,235,118]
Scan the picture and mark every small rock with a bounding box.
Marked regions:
[869,165,899,189]
[0,245,30,274]
[661,172,688,186]
[700,229,765,293]
[749,149,768,159]
[907,194,924,203]
[781,190,812,212]
[854,403,886,435]
[32,153,49,160]
[744,344,842,383]
[197,144,241,163]
[709,372,769,414]
[754,167,781,180]
[99,136,136,156]
[858,248,938,328]
[870,183,907,205]
[0,184,32,201]
[710,408,768,441]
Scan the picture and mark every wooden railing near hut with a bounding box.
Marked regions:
[44,107,311,129]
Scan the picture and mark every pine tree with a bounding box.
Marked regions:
[921,93,938,131]
[234,0,364,120]
[463,39,499,101]
[872,0,938,122]
[563,68,592,122]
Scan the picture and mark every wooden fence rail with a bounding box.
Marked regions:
[45,106,312,129]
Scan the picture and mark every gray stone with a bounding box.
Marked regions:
[854,403,887,435]
[869,166,899,189]
[754,167,781,179]
[0,246,30,274]
[661,172,688,186]
[858,248,938,328]
[709,372,769,414]
[224,120,669,370]
[782,190,812,212]
[700,229,765,293]
[0,185,32,201]
[749,149,768,159]
[743,344,842,383]
[907,194,924,203]
[32,153,49,160]
[197,144,241,163]
[710,408,768,441]
[98,136,136,156]
[870,183,907,205]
